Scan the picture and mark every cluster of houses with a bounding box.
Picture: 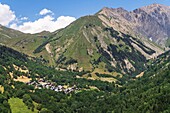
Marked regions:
[26,79,78,94]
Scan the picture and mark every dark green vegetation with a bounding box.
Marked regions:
[0,45,118,112]
[0,44,169,112]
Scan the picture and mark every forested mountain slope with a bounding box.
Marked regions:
[0,41,169,113]
[0,45,119,112]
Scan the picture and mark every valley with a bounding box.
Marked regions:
[0,3,169,113]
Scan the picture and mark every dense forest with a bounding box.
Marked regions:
[0,45,169,113]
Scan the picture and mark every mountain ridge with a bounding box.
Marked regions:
[98,4,170,47]
[33,15,163,75]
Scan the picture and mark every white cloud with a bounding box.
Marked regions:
[0,4,76,34]
[20,17,28,20]
[39,8,53,15]
[10,15,76,34]
[0,3,16,26]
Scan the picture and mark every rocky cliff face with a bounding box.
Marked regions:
[98,4,170,47]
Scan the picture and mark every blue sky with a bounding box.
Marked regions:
[1,0,170,19]
[0,0,170,33]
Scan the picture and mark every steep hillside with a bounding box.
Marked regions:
[0,25,24,42]
[34,15,163,76]
[98,4,170,48]
[0,45,120,112]
[74,50,170,113]
[0,44,119,91]
[0,25,48,58]
[0,33,169,113]
[110,50,170,112]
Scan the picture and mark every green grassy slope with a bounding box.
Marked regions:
[0,15,164,77]
[34,15,160,76]
[0,25,49,60]
[8,98,38,113]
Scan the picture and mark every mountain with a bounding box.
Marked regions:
[0,24,24,44]
[1,4,169,76]
[34,15,163,75]
[0,25,52,62]
[98,4,170,47]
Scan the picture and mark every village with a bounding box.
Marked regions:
[26,79,79,94]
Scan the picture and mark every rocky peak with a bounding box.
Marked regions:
[98,4,170,47]
[100,7,128,15]
[140,3,170,11]
[138,3,170,20]
[100,7,111,12]
[134,4,170,43]
[111,7,128,13]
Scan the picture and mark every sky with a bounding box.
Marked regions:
[0,0,170,34]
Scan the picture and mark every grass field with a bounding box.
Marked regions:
[8,98,38,113]
[14,76,31,83]
[81,67,122,83]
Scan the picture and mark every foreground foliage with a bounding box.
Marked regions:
[0,45,169,113]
